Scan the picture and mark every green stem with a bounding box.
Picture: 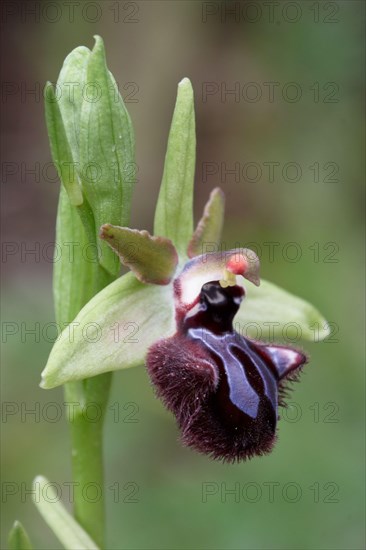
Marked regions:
[56,235,115,548]
[64,374,111,549]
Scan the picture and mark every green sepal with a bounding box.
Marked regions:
[41,273,175,389]
[100,224,178,284]
[154,78,196,257]
[236,278,330,342]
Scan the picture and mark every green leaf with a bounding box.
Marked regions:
[32,476,99,550]
[100,224,178,284]
[188,187,225,258]
[8,521,33,550]
[154,77,196,256]
[41,273,175,389]
[44,82,83,206]
[235,278,330,342]
[79,35,135,276]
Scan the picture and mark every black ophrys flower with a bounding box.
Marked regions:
[42,74,329,463]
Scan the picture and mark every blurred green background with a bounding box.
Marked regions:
[1,1,365,548]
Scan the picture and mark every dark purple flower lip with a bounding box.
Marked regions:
[147,272,307,462]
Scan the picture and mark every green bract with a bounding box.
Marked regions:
[154,78,196,257]
[41,51,329,390]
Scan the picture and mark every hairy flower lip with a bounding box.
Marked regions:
[146,279,308,462]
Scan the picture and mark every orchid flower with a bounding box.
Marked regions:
[41,47,329,463]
